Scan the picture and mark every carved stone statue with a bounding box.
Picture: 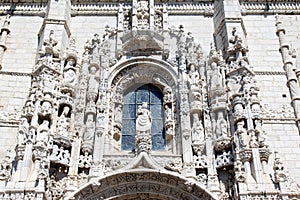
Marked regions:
[255,119,268,147]
[57,106,70,137]
[87,66,98,100]
[235,121,250,149]
[83,114,95,143]
[18,117,29,145]
[188,64,200,90]
[215,111,228,138]
[163,86,173,103]
[37,120,50,143]
[192,120,205,143]
[164,104,172,122]
[114,104,123,124]
[39,101,52,116]
[63,59,76,86]
[136,102,152,134]
[210,61,222,89]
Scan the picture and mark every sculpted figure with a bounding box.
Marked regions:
[40,101,52,115]
[63,59,76,86]
[163,86,173,103]
[57,106,70,137]
[84,114,95,143]
[18,117,29,145]
[37,120,50,142]
[114,104,123,124]
[236,121,249,149]
[136,102,152,133]
[255,119,268,147]
[210,62,222,89]
[164,104,172,121]
[192,120,204,143]
[215,111,228,138]
[189,64,200,89]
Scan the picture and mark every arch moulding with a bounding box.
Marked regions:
[70,170,218,200]
[108,56,178,92]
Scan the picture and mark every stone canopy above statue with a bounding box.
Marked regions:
[121,30,164,56]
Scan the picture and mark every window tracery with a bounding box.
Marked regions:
[121,84,165,151]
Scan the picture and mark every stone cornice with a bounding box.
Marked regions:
[0,70,31,77]
[0,4,46,16]
[254,71,286,75]
[161,3,214,16]
[71,3,214,16]
[241,2,300,15]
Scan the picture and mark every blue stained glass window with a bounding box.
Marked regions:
[121,84,165,151]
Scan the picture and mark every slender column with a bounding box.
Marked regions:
[276,16,300,132]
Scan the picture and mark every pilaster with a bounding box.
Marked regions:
[38,0,72,54]
[213,0,246,58]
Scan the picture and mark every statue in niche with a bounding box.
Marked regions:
[254,119,268,147]
[215,111,228,138]
[96,109,105,128]
[63,59,76,86]
[114,104,123,125]
[235,121,249,149]
[188,64,200,90]
[163,86,173,103]
[57,106,70,137]
[136,0,150,29]
[37,120,50,143]
[136,102,152,134]
[192,120,204,143]
[241,76,252,94]
[40,101,52,116]
[41,73,56,94]
[210,62,222,89]
[83,114,95,146]
[164,104,172,122]
[18,117,29,145]
[87,66,98,99]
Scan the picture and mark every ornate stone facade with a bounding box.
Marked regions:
[0,0,300,199]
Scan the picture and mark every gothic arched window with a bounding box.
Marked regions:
[122,84,165,151]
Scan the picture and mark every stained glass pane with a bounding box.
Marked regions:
[122,84,166,151]
[122,135,135,151]
[124,91,135,104]
[123,104,136,119]
[151,104,163,119]
[151,91,163,104]
[152,119,164,133]
[122,119,136,135]
[136,91,149,104]
[152,134,165,150]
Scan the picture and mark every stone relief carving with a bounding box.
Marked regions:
[3,3,300,200]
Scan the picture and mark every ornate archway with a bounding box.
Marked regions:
[71,170,218,200]
[108,56,178,91]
